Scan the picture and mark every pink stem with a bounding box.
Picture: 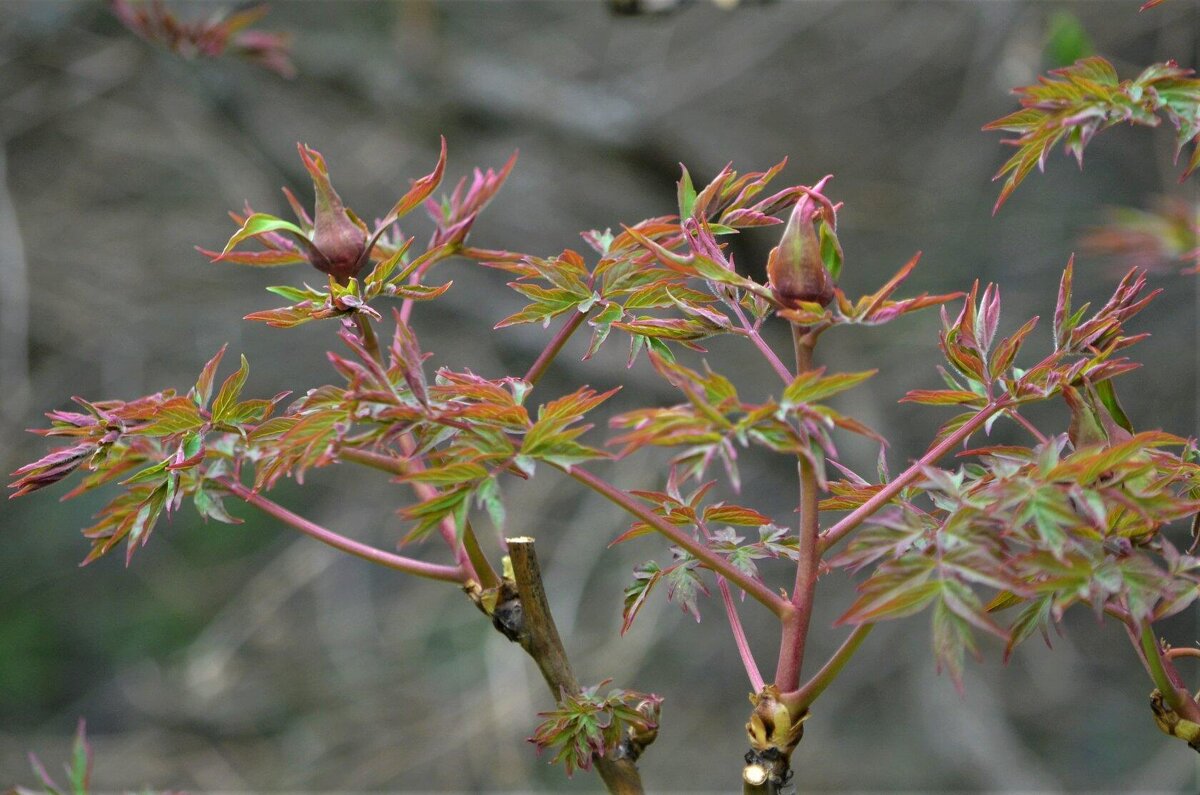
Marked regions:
[219,478,465,583]
[818,402,1006,553]
[730,302,792,384]
[788,623,874,710]
[719,576,765,691]
[1009,409,1049,444]
[558,463,792,616]
[340,446,407,475]
[696,516,764,690]
[775,328,821,692]
[775,457,821,691]
[339,446,479,581]
[524,309,590,386]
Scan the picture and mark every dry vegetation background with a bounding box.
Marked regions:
[1,1,1199,792]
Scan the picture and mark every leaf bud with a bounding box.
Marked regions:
[1150,689,1200,751]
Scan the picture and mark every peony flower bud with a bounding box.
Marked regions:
[767,187,841,310]
[298,144,369,283]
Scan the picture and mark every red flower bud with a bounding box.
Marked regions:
[298,143,369,283]
[767,181,841,310]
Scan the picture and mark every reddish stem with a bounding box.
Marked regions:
[218,478,465,583]
[719,577,765,692]
[340,446,408,475]
[558,463,791,616]
[524,309,591,386]
[788,623,874,710]
[818,402,1006,553]
[339,445,483,583]
[775,328,821,691]
[730,301,791,384]
[1008,408,1049,444]
[775,458,821,691]
[695,516,765,690]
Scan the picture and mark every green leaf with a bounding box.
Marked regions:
[622,561,663,635]
[665,558,708,622]
[475,476,506,532]
[1093,378,1133,434]
[193,344,228,408]
[1045,11,1093,69]
[265,284,321,303]
[702,504,772,526]
[194,484,243,524]
[132,396,205,436]
[783,368,877,406]
[677,165,697,220]
[67,718,91,795]
[402,461,489,485]
[837,557,940,624]
[121,458,170,486]
[818,220,843,281]
[401,487,472,544]
[1004,593,1055,660]
[585,301,624,359]
[932,593,976,690]
[900,389,988,407]
[211,355,250,424]
[243,305,319,328]
[219,213,307,258]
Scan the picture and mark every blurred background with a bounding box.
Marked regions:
[1,1,1199,791]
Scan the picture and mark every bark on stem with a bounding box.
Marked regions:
[219,478,465,582]
[505,537,646,794]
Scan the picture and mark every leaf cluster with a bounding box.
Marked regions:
[830,263,1198,689]
[528,682,661,778]
[108,0,294,77]
[8,347,278,564]
[986,56,1200,211]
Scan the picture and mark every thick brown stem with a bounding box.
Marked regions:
[506,537,579,693]
[504,537,646,794]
